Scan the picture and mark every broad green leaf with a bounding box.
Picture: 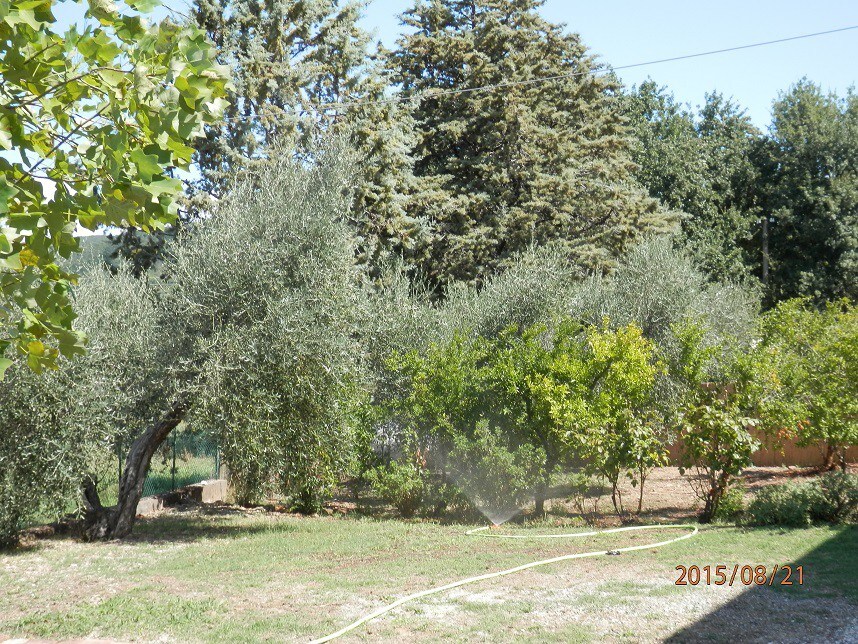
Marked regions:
[129,148,162,182]
[0,176,18,213]
[126,0,160,12]
[0,357,12,379]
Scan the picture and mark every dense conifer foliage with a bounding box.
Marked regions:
[390,0,671,288]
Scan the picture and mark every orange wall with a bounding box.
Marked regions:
[668,435,858,468]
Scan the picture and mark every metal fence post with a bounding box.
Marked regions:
[171,432,177,491]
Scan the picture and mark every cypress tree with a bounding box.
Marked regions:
[390,0,670,289]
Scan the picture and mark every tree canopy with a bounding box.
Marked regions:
[0,0,230,374]
[758,80,858,303]
[389,0,671,289]
[625,81,762,284]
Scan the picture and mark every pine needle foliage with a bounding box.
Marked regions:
[390,0,672,289]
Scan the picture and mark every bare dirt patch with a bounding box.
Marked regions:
[544,465,857,525]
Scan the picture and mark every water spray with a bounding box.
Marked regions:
[309,523,698,643]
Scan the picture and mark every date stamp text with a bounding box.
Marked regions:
[675,564,805,586]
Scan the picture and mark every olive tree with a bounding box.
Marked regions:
[440,245,580,340]
[567,236,759,418]
[0,264,173,544]
[2,142,375,543]
[171,148,369,511]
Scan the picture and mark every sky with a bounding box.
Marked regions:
[34,0,858,236]
[358,0,858,128]
[53,0,857,127]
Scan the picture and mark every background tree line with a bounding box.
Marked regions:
[169,0,856,306]
[1,0,856,546]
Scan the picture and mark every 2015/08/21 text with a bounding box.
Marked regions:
[675,564,805,586]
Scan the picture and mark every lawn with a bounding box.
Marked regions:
[1,508,855,643]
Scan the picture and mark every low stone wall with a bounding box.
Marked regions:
[135,478,230,516]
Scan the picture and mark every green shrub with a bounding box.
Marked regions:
[746,473,858,527]
[422,480,473,519]
[807,472,858,523]
[447,421,545,524]
[746,483,812,527]
[713,485,746,522]
[678,400,760,523]
[566,472,593,514]
[367,459,427,518]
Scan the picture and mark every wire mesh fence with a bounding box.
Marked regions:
[138,429,221,497]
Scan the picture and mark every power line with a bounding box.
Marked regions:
[220,23,857,119]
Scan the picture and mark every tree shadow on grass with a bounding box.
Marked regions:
[8,503,307,549]
[125,505,305,544]
[664,525,857,643]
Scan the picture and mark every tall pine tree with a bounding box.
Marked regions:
[344,55,430,276]
[179,1,425,275]
[389,0,670,289]
[191,0,370,198]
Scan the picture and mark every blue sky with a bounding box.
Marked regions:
[52,0,858,128]
[359,0,858,127]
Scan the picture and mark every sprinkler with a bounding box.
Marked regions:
[309,523,698,643]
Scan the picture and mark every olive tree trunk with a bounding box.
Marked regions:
[83,404,188,540]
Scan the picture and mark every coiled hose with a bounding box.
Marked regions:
[310,523,698,643]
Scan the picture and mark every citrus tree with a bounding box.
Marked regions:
[673,321,760,522]
[483,322,580,515]
[1,0,229,374]
[391,319,667,517]
[549,322,665,516]
[388,323,572,515]
[756,299,857,469]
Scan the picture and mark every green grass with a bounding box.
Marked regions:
[1,512,854,643]
[90,454,217,507]
[143,454,219,496]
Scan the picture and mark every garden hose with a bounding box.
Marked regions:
[310,523,698,643]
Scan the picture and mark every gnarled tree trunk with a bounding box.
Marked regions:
[821,444,846,472]
[83,404,188,540]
